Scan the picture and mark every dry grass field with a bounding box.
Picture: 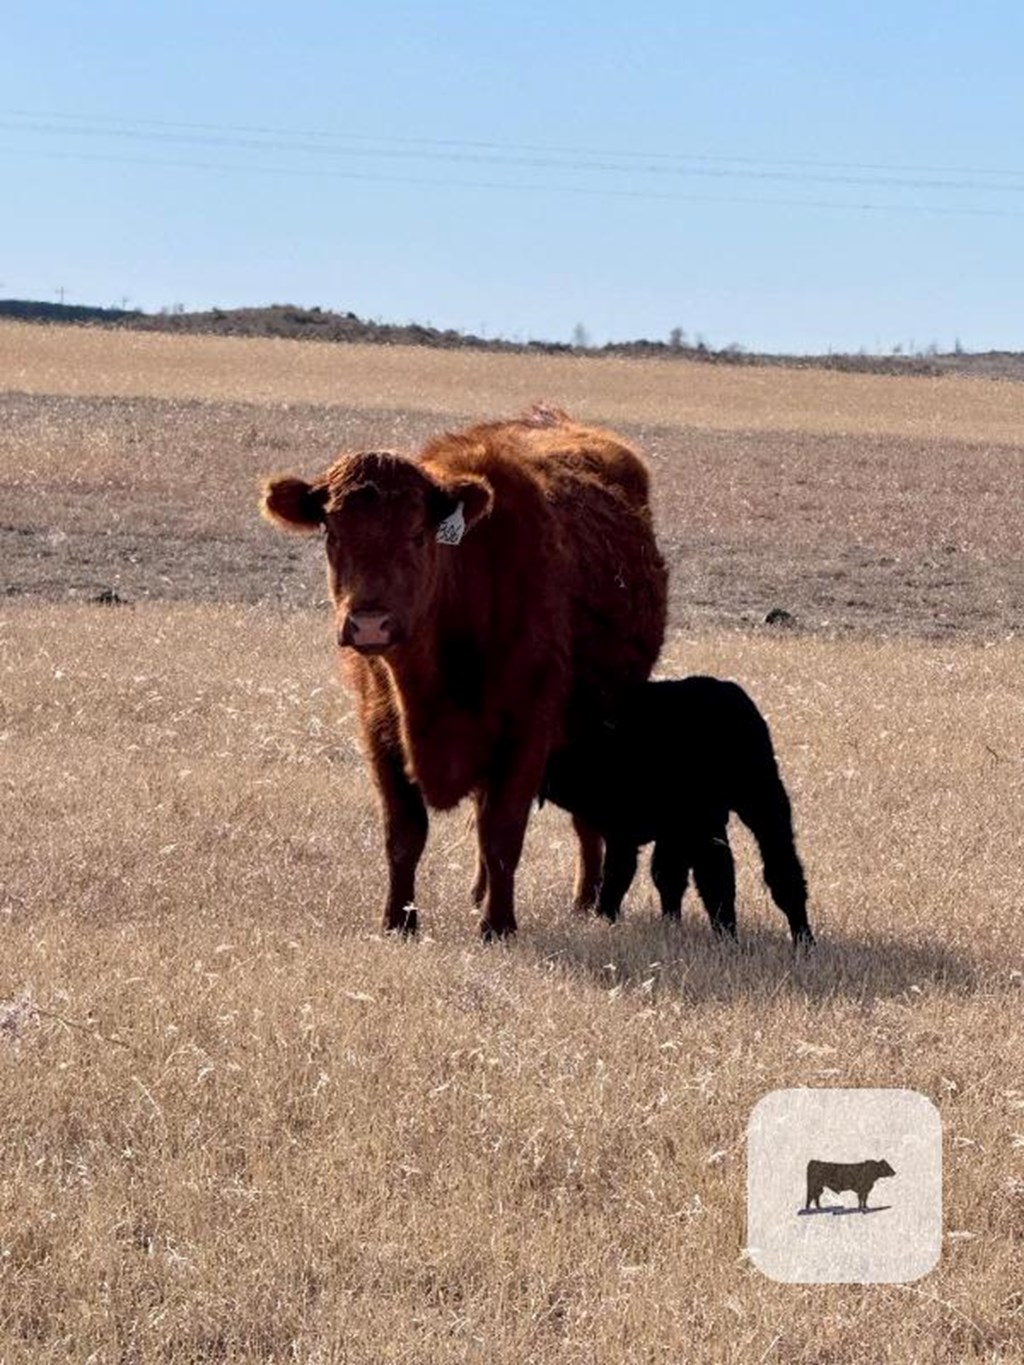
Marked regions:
[1,322,1023,1362]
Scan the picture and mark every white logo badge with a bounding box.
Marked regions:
[746,1088,942,1284]
[436,501,466,546]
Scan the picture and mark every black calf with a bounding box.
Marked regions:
[543,677,814,945]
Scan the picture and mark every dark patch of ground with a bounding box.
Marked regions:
[1,391,1021,641]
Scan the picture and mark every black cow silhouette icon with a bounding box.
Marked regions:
[803,1158,895,1213]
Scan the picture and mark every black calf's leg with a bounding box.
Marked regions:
[761,841,814,946]
[651,838,690,920]
[734,776,814,946]
[571,813,604,913]
[691,826,738,939]
[597,837,639,922]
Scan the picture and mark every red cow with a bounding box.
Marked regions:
[260,406,667,938]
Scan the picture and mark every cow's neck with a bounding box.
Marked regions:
[386,637,448,722]
[382,618,490,808]
[388,621,484,724]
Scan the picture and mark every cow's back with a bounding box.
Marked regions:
[420,415,666,729]
[505,420,667,728]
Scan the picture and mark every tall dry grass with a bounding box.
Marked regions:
[1,604,1022,1362]
[2,324,1022,1361]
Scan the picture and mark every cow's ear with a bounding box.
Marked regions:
[450,476,494,530]
[260,475,327,533]
[429,475,494,539]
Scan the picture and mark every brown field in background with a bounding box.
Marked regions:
[3,321,1022,641]
[1,324,1023,1362]
[5,318,1024,442]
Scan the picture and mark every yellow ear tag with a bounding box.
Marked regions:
[436,501,466,546]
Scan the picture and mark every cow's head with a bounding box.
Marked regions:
[261,451,493,653]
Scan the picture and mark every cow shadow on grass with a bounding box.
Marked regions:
[524,907,979,1007]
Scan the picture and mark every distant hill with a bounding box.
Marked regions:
[2,298,1022,379]
[0,299,141,326]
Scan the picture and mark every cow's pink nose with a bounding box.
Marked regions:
[340,610,393,649]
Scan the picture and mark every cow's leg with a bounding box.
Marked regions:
[474,735,556,939]
[806,1169,823,1210]
[691,824,738,939]
[736,785,814,946]
[471,855,488,907]
[571,814,604,913]
[473,788,533,940]
[471,792,488,907]
[651,836,690,920]
[373,744,429,934]
[597,836,639,922]
[349,659,428,934]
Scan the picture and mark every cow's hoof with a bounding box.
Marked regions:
[479,919,516,942]
[384,907,418,937]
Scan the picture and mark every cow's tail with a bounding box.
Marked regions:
[728,688,813,946]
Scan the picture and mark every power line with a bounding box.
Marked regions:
[2,107,1024,191]
[3,117,1023,200]
[3,142,1024,219]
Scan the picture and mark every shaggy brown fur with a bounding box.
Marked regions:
[260,407,667,938]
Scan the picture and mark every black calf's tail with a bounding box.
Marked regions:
[727,690,813,946]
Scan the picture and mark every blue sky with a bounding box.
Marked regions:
[2,2,1023,353]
